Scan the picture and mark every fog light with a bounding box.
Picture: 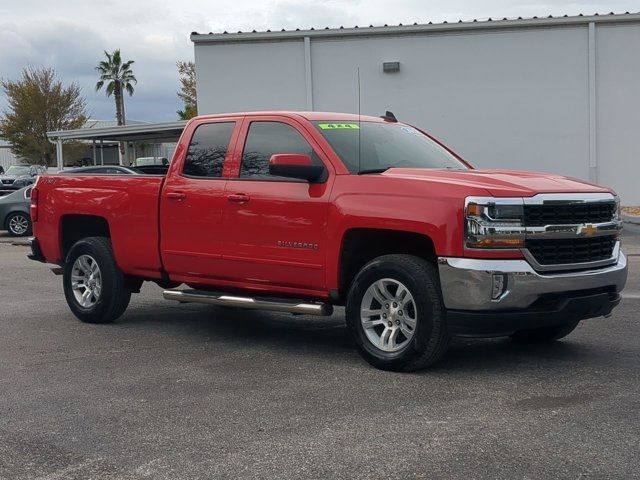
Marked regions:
[491,274,507,300]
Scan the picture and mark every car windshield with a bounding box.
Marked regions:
[314,121,468,173]
[5,166,30,176]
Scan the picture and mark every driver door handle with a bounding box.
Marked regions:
[227,193,250,204]
[166,191,186,201]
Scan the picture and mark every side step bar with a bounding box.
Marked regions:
[163,289,333,316]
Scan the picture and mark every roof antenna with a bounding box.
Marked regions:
[381,110,398,122]
[357,66,362,174]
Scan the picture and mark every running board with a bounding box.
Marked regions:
[163,289,333,316]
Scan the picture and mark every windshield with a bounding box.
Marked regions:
[314,121,468,173]
[5,166,30,176]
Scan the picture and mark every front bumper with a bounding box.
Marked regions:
[438,250,628,336]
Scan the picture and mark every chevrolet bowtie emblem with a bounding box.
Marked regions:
[582,224,597,236]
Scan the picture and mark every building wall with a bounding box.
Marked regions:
[309,27,590,180]
[195,40,307,113]
[0,147,17,171]
[595,23,640,205]
[0,142,20,171]
[194,20,640,204]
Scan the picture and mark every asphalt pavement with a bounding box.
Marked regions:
[0,227,638,479]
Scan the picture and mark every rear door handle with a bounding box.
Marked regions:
[227,193,250,204]
[166,191,186,201]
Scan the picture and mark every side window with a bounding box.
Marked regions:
[240,121,318,179]
[183,122,235,178]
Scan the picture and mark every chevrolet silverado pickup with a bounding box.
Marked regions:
[28,111,628,371]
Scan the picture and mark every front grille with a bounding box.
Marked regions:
[1,180,12,185]
[524,201,615,226]
[525,235,616,265]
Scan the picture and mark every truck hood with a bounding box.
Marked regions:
[381,168,612,197]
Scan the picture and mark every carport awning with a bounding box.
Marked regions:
[47,121,187,143]
[46,121,187,170]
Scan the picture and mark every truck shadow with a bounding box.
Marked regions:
[122,301,601,374]
[442,337,597,374]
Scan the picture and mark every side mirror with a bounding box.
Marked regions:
[269,154,326,182]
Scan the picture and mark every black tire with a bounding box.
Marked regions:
[346,254,450,371]
[6,211,32,237]
[510,321,580,344]
[63,237,131,324]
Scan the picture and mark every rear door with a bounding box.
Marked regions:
[222,116,334,292]
[160,118,241,283]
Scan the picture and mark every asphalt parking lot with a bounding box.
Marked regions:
[0,227,638,479]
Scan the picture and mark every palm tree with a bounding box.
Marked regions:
[95,49,136,126]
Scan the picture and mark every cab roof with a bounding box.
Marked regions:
[192,111,392,123]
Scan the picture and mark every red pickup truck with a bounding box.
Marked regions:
[28,111,628,371]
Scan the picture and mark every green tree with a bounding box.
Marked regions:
[0,67,87,166]
[176,60,197,120]
[95,49,137,126]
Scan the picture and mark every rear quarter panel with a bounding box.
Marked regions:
[34,175,165,278]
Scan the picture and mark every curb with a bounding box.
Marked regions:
[622,213,640,225]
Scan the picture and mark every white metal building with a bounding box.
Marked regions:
[0,140,19,171]
[191,12,640,204]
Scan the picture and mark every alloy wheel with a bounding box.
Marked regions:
[360,278,417,352]
[71,255,102,308]
[8,214,29,236]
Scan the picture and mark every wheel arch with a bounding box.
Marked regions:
[59,214,111,261]
[336,228,438,303]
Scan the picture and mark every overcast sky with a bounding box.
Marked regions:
[1,0,638,122]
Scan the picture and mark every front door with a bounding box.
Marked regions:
[223,117,333,292]
[160,119,241,283]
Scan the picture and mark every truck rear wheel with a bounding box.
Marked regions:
[63,237,131,324]
[346,254,449,371]
[510,321,580,344]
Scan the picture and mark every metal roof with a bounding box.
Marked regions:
[47,121,187,143]
[83,119,148,129]
[191,12,640,43]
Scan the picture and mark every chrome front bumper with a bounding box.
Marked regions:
[438,250,628,311]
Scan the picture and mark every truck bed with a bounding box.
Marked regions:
[35,175,166,279]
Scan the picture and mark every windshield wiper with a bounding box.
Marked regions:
[358,168,390,175]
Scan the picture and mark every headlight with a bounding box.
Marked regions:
[614,195,621,220]
[465,197,525,249]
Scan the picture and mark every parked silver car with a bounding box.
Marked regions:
[0,186,32,236]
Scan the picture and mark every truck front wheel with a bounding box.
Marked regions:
[63,237,131,324]
[346,254,450,371]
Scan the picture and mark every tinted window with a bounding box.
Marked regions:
[240,122,317,179]
[183,122,235,177]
